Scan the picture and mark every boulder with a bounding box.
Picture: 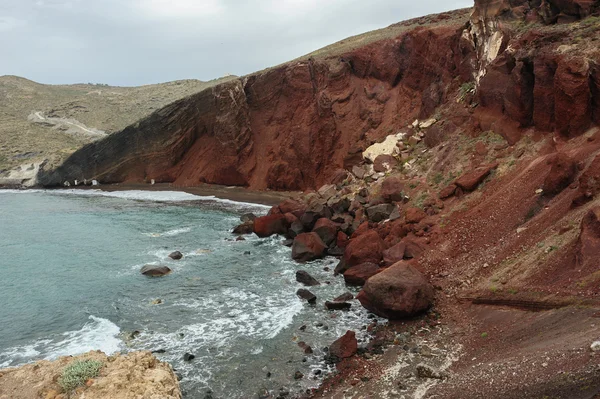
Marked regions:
[439,184,457,199]
[318,184,338,201]
[363,133,404,163]
[168,251,183,260]
[325,301,352,310]
[337,231,350,248]
[292,233,327,262]
[296,270,320,286]
[329,197,351,214]
[576,207,600,271]
[454,164,497,192]
[329,331,358,359]
[405,207,427,224]
[403,238,426,259]
[296,288,317,304]
[334,292,354,302]
[380,176,405,202]
[542,153,577,196]
[352,165,366,179]
[382,241,406,266]
[366,204,396,223]
[253,214,289,237]
[233,221,254,235]
[373,154,398,173]
[141,265,172,277]
[240,213,257,223]
[278,199,305,214]
[312,218,339,246]
[357,262,434,319]
[343,262,381,286]
[344,230,385,267]
[299,211,321,231]
[288,220,305,238]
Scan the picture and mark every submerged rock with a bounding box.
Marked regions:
[296,270,320,286]
[325,301,352,311]
[296,288,317,304]
[168,251,183,260]
[140,265,172,277]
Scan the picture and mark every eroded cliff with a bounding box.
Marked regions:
[39,1,600,191]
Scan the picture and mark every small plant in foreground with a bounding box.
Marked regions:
[481,332,488,338]
[58,359,103,392]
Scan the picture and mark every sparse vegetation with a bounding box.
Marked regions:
[459,81,475,101]
[58,359,103,392]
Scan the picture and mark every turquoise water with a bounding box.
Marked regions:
[0,189,372,398]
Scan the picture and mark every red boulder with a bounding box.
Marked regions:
[343,229,385,267]
[312,218,339,246]
[329,330,358,360]
[357,262,434,319]
[382,241,406,266]
[405,207,427,224]
[454,164,497,192]
[253,214,289,237]
[542,153,577,196]
[380,176,405,202]
[292,232,327,262]
[343,262,381,286]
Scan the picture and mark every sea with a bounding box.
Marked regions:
[0,189,374,398]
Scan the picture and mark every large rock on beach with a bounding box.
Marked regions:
[343,262,381,286]
[296,289,317,304]
[343,229,385,267]
[329,330,358,360]
[253,214,289,237]
[382,241,406,266]
[168,251,183,260]
[140,265,172,277]
[312,218,339,246]
[357,262,434,319]
[292,232,327,262]
[366,204,396,223]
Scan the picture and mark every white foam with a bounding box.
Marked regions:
[44,316,122,360]
[143,227,192,238]
[0,316,122,368]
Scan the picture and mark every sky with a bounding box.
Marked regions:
[1,0,472,86]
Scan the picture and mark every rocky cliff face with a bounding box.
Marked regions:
[38,1,600,190]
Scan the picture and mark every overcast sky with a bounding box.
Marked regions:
[1,0,472,86]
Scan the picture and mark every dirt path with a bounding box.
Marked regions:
[29,111,107,138]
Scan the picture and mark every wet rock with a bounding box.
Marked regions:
[382,241,406,266]
[240,213,257,223]
[253,214,289,237]
[292,232,327,262]
[405,207,427,224]
[282,238,294,247]
[296,270,320,286]
[312,218,339,246]
[343,230,385,267]
[454,164,497,192]
[298,341,313,354]
[288,220,305,238]
[140,265,172,277]
[183,353,195,361]
[168,251,183,260]
[329,330,358,359]
[357,262,434,319]
[334,292,354,302]
[325,301,352,310]
[543,152,578,196]
[366,204,396,223]
[233,221,254,235]
[343,262,381,286]
[381,176,405,202]
[326,246,345,257]
[236,236,246,241]
[296,288,317,304]
[293,371,304,380]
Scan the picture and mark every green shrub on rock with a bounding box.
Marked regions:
[58,359,103,392]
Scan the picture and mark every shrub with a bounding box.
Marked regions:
[58,359,103,392]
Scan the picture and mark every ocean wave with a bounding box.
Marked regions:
[0,316,122,368]
[142,227,192,238]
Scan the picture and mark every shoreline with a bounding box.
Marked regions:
[1,182,296,207]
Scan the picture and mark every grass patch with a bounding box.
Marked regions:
[58,359,103,392]
[459,81,475,101]
[481,332,488,338]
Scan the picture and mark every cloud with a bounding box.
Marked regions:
[0,0,473,86]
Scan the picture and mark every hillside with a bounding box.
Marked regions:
[0,75,235,175]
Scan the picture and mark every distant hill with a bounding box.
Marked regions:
[0,75,236,172]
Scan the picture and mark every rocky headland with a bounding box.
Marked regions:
[4,0,600,398]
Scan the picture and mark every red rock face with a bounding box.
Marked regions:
[39,20,474,190]
[576,207,600,271]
